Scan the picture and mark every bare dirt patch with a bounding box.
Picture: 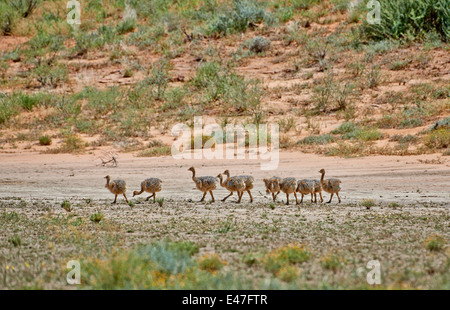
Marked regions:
[0,151,449,204]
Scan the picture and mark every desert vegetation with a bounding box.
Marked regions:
[0,197,448,289]
[0,0,447,157]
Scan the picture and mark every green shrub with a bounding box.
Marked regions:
[48,133,86,153]
[425,234,446,252]
[354,128,383,141]
[263,244,311,278]
[388,202,401,208]
[28,32,65,52]
[389,134,419,144]
[247,36,271,53]
[61,200,72,212]
[73,25,117,51]
[331,0,350,13]
[365,65,382,89]
[14,92,40,111]
[198,254,226,273]
[191,62,262,114]
[137,146,171,157]
[123,68,133,78]
[89,212,104,223]
[325,141,366,157]
[292,0,320,10]
[333,82,355,111]
[78,87,121,114]
[278,117,296,132]
[116,18,137,34]
[9,0,39,18]
[243,253,258,267]
[166,241,199,256]
[298,134,335,145]
[207,0,273,35]
[311,75,334,112]
[33,64,68,88]
[423,128,450,149]
[0,92,58,123]
[361,0,450,42]
[332,122,382,141]
[156,197,164,207]
[1,210,20,221]
[140,58,172,100]
[331,122,358,135]
[0,2,17,35]
[365,40,399,55]
[429,117,450,131]
[361,199,376,208]
[320,252,344,271]
[39,135,52,146]
[0,95,18,124]
[389,59,411,71]
[8,235,22,247]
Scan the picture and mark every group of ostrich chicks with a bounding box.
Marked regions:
[104,167,342,205]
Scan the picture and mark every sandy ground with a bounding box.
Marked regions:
[0,151,449,205]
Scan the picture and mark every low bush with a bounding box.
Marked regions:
[247,36,271,53]
[361,0,450,42]
[39,135,52,146]
[298,134,335,145]
[423,128,450,149]
[207,0,274,36]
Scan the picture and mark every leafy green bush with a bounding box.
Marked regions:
[89,212,104,223]
[331,122,358,135]
[9,0,39,18]
[198,254,226,272]
[263,244,311,279]
[13,92,41,111]
[8,235,22,247]
[0,95,19,125]
[423,128,450,149]
[429,117,450,131]
[137,146,171,157]
[425,234,446,252]
[0,92,53,124]
[191,62,262,114]
[28,32,65,52]
[146,58,172,100]
[33,63,68,88]
[389,134,419,144]
[332,122,383,141]
[354,128,384,141]
[320,252,345,271]
[116,18,137,34]
[325,141,366,157]
[361,199,376,208]
[56,133,85,153]
[298,134,335,145]
[73,25,117,51]
[361,0,450,42]
[330,0,350,13]
[0,2,17,35]
[61,200,72,212]
[77,87,121,114]
[247,36,271,53]
[292,0,320,10]
[39,135,52,146]
[207,0,274,35]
